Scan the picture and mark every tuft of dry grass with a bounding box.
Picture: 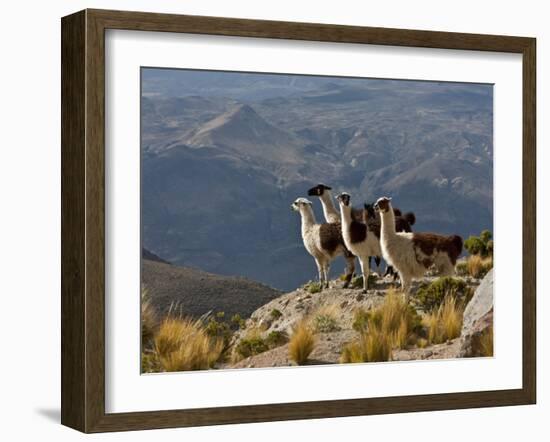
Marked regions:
[154,317,223,372]
[288,320,316,365]
[467,254,493,279]
[423,296,464,345]
[342,290,420,363]
[340,325,392,363]
[141,287,157,347]
[368,290,420,349]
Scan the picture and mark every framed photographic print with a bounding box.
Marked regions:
[61,9,536,433]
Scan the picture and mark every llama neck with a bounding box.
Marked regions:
[339,204,353,228]
[299,206,316,232]
[380,207,396,241]
[319,190,340,223]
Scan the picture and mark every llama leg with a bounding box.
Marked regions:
[314,258,324,290]
[439,258,455,276]
[323,262,331,289]
[359,257,369,293]
[343,255,355,288]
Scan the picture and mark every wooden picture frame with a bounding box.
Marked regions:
[61,8,536,433]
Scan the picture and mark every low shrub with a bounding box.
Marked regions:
[234,336,269,359]
[265,330,288,348]
[313,314,340,333]
[230,313,246,330]
[270,308,283,320]
[455,260,469,277]
[312,304,341,333]
[464,229,493,257]
[416,277,473,312]
[288,320,316,365]
[303,280,322,294]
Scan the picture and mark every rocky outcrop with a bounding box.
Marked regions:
[459,269,494,357]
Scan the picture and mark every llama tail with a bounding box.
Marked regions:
[403,212,416,226]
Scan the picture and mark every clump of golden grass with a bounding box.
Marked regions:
[423,296,464,345]
[288,320,316,365]
[154,317,223,372]
[479,326,494,357]
[368,290,420,349]
[417,338,428,349]
[341,290,420,363]
[467,254,493,279]
[340,325,392,363]
[141,287,157,347]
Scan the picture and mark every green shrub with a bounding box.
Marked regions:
[416,277,473,312]
[313,314,340,333]
[230,314,246,329]
[464,230,493,257]
[265,330,288,348]
[455,261,469,276]
[205,311,245,349]
[464,236,485,256]
[303,281,322,294]
[235,337,269,359]
[270,308,283,320]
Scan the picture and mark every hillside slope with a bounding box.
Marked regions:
[142,257,282,319]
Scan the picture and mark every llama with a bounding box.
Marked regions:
[291,198,355,289]
[336,192,381,293]
[374,196,463,297]
[364,202,416,279]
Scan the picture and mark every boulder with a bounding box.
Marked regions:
[459,269,494,357]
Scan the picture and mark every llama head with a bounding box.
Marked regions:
[307,183,332,197]
[374,197,392,213]
[335,192,351,207]
[364,203,376,219]
[291,197,313,212]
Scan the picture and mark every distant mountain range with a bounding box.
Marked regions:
[141,71,493,291]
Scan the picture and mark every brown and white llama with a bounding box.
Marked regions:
[291,198,355,289]
[374,196,463,297]
[336,192,381,293]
